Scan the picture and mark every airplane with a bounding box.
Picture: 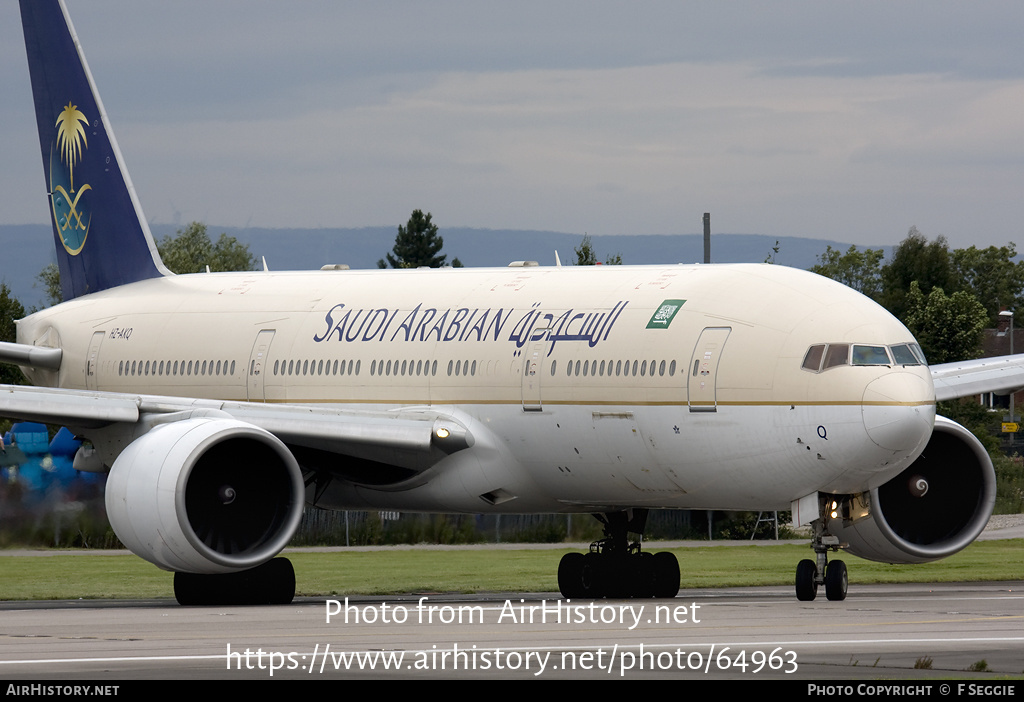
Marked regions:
[1,0,1016,605]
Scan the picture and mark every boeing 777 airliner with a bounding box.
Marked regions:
[1,0,1017,605]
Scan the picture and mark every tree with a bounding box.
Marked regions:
[903,281,987,364]
[377,210,460,268]
[880,227,958,321]
[809,245,885,301]
[574,234,623,266]
[36,222,256,304]
[951,244,1024,326]
[0,283,27,385]
[158,222,256,274]
[35,263,62,307]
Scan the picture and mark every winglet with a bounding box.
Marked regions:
[20,0,169,301]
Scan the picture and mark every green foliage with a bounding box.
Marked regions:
[35,223,256,299]
[712,511,798,540]
[809,228,1024,363]
[34,263,62,307]
[157,222,256,274]
[992,453,1024,514]
[880,227,958,322]
[937,399,1002,453]
[574,235,597,265]
[935,398,1024,514]
[809,244,885,300]
[952,244,1024,326]
[903,281,987,363]
[378,210,453,269]
[574,234,623,266]
[0,283,26,386]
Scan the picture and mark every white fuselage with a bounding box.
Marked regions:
[17,263,936,514]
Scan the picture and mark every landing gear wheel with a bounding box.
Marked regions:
[581,552,605,598]
[558,510,677,599]
[795,559,818,601]
[174,557,295,605]
[558,552,585,599]
[651,551,680,598]
[825,559,848,601]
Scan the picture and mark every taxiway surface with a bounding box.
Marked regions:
[1,581,1021,680]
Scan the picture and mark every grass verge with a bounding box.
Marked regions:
[0,540,1021,601]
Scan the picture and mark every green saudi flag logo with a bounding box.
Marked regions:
[646,299,686,329]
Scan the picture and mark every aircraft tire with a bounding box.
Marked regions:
[651,551,680,598]
[795,559,818,601]
[632,551,655,598]
[824,560,848,601]
[557,552,586,599]
[174,557,295,605]
[581,552,605,598]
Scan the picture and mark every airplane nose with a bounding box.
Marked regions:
[862,372,934,451]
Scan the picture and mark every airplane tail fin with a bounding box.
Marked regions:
[20,0,169,301]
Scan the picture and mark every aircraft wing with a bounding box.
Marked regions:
[0,383,473,474]
[930,353,1024,402]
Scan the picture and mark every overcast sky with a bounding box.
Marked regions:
[2,1,1023,249]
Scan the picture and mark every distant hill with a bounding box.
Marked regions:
[0,223,885,309]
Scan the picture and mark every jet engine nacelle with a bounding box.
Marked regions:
[831,415,996,564]
[105,417,304,574]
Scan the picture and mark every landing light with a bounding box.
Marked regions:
[435,427,451,439]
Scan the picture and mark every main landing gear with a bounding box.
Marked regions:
[557,509,680,599]
[174,557,296,605]
[795,514,848,602]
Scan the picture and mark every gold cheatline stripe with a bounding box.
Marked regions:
[257,397,936,408]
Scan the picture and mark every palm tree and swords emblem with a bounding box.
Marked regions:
[50,101,92,255]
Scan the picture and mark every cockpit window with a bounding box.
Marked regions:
[823,344,849,370]
[802,344,825,372]
[801,342,928,372]
[852,345,891,366]
[890,343,921,366]
[910,343,927,365]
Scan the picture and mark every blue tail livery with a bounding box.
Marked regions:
[20,0,168,301]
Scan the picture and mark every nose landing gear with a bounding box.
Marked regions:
[796,513,848,601]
